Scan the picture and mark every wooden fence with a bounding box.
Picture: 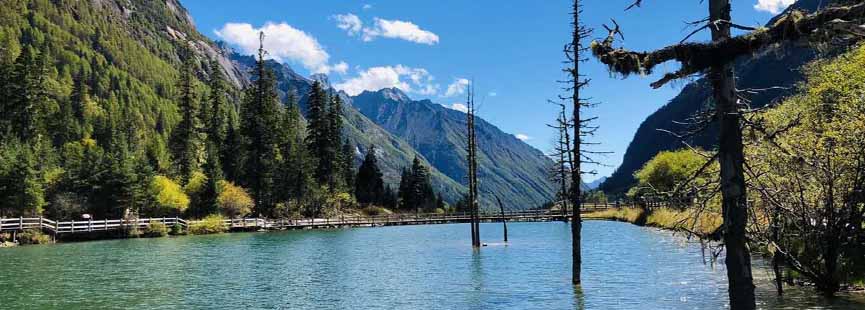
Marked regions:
[1,205,614,240]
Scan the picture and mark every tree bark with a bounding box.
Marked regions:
[570,0,583,285]
[709,1,755,309]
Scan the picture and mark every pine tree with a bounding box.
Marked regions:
[410,157,436,211]
[205,60,228,145]
[169,45,202,184]
[239,33,281,216]
[397,167,413,210]
[397,157,437,211]
[355,145,385,205]
[5,45,49,141]
[305,81,332,186]
[340,139,355,191]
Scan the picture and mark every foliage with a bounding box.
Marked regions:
[216,180,254,218]
[628,148,716,202]
[584,191,608,205]
[188,214,228,235]
[360,205,391,216]
[143,221,168,238]
[150,175,189,215]
[746,43,865,294]
[355,145,385,205]
[398,157,437,211]
[17,229,52,245]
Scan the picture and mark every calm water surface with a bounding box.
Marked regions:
[1,221,862,309]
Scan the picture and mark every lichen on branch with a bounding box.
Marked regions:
[590,2,865,88]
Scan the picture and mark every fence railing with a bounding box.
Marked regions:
[1,205,614,236]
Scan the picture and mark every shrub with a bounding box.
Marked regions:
[184,171,208,195]
[216,180,253,218]
[188,214,228,235]
[0,232,12,242]
[17,229,52,245]
[170,223,185,235]
[151,175,189,215]
[361,205,391,216]
[143,221,168,237]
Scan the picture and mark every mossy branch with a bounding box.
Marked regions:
[590,2,865,88]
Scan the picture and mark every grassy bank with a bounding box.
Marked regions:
[584,207,722,238]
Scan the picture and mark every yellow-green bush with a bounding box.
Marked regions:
[361,205,392,216]
[17,229,52,245]
[151,175,189,215]
[143,221,168,237]
[216,180,253,218]
[188,214,228,235]
[184,171,208,196]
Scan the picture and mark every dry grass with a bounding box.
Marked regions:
[585,207,722,237]
[583,208,645,223]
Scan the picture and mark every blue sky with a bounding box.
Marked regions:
[182,0,792,182]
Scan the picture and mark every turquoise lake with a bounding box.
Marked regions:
[1,221,863,309]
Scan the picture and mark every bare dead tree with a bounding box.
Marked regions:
[591,1,865,308]
[495,195,509,243]
[547,100,574,222]
[466,81,480,248]
[561,0,602,285]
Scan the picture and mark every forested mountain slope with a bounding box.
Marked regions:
[352,88,556,209]
[229,54,467,204]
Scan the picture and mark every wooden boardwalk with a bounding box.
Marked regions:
[0,206,611,239]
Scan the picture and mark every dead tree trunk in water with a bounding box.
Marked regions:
[708,2,756,308]
[548,101,573,222]
[466,82,480,248]
[495,196,508,243]
[564,0,586,285]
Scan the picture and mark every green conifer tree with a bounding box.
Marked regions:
[169,45,202,184]
[239,33,281,216]
[355,145,385,205]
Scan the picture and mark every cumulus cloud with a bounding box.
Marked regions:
[333,14,363,36]
[335,15,439,45]
[447,103,468,113]
[444,78,470,97]
[215,22,346,74]
[515,134,531,141]
[753,0,795,14]
[334,65,439,96]
[362,4,373,10]
[362,18,439,44]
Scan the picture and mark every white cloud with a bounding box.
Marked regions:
[362,4,373,10]
[215,22,346,74]
[444,78,470,97]
[333,14,363,36]
[362,18,439,45]
[488,91,497,97]
[447,103,468,113]
[334,65,439,96]
[753,0,795,14]
[515,134,531,141]
[327,61,349,75]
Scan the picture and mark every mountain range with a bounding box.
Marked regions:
[74,0,557,209]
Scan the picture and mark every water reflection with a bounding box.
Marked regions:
[572,284,586,310]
